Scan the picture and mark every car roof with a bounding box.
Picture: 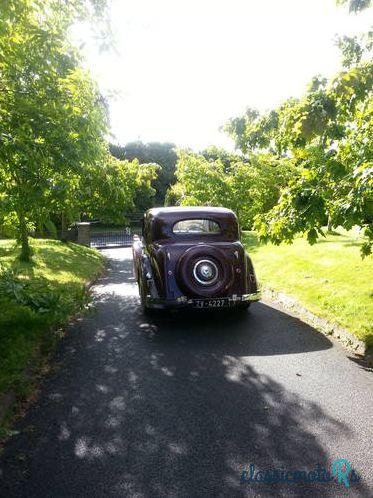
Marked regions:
[147,206,235,217]
[144,206,239,241]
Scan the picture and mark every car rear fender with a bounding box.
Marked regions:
[245,253,259,293]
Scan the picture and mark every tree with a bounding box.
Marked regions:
[0,0,109,260]
[168,150,294,229]
[75,157,158,223]
[228,155,296,228]
[336,0,371,13]
[200,146,250,172]
[224,108,280,155]
[335,28,372,68]
[224,24,372,256]
[110,141,177,208]
[168,151,228,208]
[230,62,373,255]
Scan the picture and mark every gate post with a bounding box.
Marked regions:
[76,222,91,246]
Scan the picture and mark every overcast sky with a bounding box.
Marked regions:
[78,0,372,151]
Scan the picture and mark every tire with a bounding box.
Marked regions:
[176,245,234,297]
[225,302,250,316]
[239,302,251,309]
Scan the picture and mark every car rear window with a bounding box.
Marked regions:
[172,219,221,234]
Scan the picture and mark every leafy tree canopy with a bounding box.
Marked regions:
[110,141,177,208]
[0,0,109,259]
[223,1,373,256]
[168,150,295,229]
[225,59,373,255]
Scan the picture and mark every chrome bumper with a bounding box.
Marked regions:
[145,291,261,309]
[240,292,261,302]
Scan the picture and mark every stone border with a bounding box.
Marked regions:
[76,222,91,246]
[261,288,367,356]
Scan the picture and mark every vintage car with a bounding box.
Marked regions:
[132,206,260,311]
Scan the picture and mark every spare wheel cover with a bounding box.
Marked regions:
[177,245,233,297]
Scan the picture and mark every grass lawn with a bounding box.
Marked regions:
[0,239,104,410]
[243,230,373,347]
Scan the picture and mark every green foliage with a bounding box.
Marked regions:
[229,155,296,229]
[169,150,295,229]
[336,35,364,68]
[170,150,227,207]
[0,264,61,314]
[0,2,160,248]
[0,239,104,398]
[225,59,373,256]
[79,156,158,223]
[0,0,110,260]
[44,219,58,239]
[225,0,372,257]
[200,146,250,171]
[224,108,279,154]
[110,141,177,208]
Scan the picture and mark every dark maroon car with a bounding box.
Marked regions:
[132,206,260,311]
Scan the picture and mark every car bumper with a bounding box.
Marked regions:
[145,291,261,310]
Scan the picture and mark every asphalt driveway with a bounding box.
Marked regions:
[0,247,372,497]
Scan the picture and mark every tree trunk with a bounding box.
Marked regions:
[327,214,333,233]
[61,211,68,241]
[36,218,44,237]
[18,211,31,262]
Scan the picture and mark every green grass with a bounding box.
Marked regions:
[0,239,104,404]
[243,230,373,346]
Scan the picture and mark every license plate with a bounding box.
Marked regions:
[193,298,229,309]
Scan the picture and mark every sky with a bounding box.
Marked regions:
[78,0,372,151]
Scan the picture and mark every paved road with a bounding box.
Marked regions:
[0,248,372,498]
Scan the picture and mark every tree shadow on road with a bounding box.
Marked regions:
[0,250,368,498]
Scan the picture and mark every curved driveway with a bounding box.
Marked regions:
[0,248,372,497]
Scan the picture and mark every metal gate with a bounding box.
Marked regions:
[90,229,139,248]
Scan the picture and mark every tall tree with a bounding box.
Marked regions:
[225,61,373,254]
[224,0,373,256]
[0,0,109,260]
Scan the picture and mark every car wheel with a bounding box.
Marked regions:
[236,303,251,315]
[224,302,250,316]
[238,302,251,310]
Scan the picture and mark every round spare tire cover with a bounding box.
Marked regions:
[176,245,233,297]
